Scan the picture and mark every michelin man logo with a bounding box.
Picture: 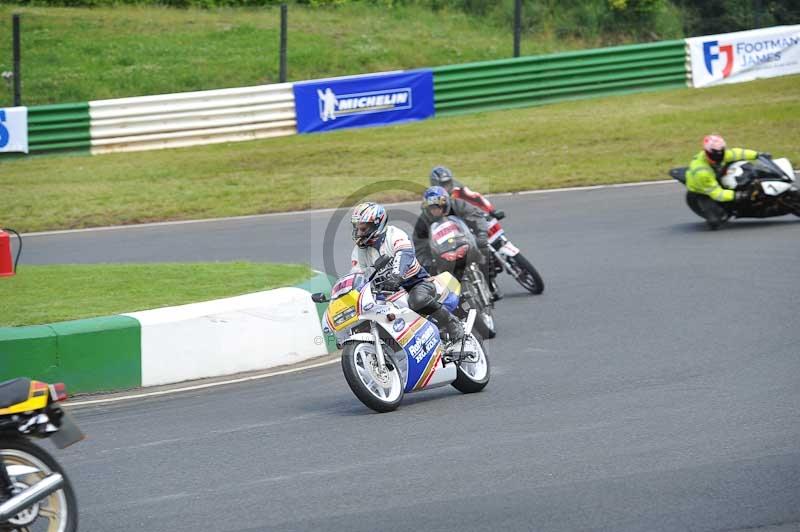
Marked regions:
[317,88,338,122]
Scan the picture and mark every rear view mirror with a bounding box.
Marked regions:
[311,292,329,303]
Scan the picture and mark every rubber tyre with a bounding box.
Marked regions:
[341,342,404,413]
[510,253,545,295]
[452,333,491,394]
[1,437,78,532]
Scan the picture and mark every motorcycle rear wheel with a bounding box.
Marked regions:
[452,333,490,394]
[0,437,78,532]
[341,342,404,413]
[508,254,545,295]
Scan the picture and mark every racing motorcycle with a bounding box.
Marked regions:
[312,255,490,413]
[486,213,545,295]
[427,216,497,339]
[1,378,82,532]
[670,154,800,227]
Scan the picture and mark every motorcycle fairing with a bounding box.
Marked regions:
[760,181,793,196]
[391,317,444,392]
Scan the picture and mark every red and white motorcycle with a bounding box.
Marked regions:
[486,214,545,295]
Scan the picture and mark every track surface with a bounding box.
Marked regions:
[26,183,800,531]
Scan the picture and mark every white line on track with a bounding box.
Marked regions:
[20,180,677,237]
[67,358,338,408]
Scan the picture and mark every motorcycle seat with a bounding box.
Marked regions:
[0,378,32,409]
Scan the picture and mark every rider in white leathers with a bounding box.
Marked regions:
[350,202,463,342]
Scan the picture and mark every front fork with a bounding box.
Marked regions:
[371,322,389,372]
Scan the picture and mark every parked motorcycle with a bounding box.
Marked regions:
[312,255,490,413]
[486,213,545,295]
[670,154,800,227]
[1,378,83,532]
[427,216,497,339]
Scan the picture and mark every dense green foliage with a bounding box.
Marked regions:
[1,1,796,106]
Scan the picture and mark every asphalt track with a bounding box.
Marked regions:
[25,182,800,531]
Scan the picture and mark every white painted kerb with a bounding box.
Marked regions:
[124,287,327,387]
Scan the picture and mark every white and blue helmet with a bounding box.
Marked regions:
[351,202,388,248]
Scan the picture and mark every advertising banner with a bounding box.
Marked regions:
[293,70,434,133]
[0,106,28,154]
[687,25,800,87]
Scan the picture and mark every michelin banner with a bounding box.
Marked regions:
[687,25,800,88]
[0,106,28,154]
[293,70,434,133]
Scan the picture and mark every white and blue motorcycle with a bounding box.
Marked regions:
[312,256,490,413]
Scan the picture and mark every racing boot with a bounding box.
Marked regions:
[431,307,464,344]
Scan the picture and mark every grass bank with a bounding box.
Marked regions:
[0,262,312,326]
[2,75,798,233]
[0,4,649,106]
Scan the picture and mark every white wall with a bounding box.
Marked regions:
[125,287,327,387]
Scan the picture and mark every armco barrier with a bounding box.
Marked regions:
[27,102,91,153]
[14,39,695,155]
[0,272,335,394]
[88,84,296,154]
[432,40,689,116]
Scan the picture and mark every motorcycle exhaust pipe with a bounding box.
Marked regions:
[0,473,64,522]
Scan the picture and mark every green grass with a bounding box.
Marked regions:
[0,4,646,106]
[0,262,312,326]
[2,75,798,233]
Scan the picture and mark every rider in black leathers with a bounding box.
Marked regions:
[413,186,500,299]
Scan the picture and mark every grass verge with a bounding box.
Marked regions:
[0,4,644,106]
[1,75,799,233]
[0,262,312,326]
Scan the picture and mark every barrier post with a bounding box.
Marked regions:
[12,14,22,106]
[513,0,522,58]
[279,4,288,83]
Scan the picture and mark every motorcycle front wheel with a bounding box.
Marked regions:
[341,342,404,413]
[508,253,545,295]
[0,437,78,532]
[452,333,490,394]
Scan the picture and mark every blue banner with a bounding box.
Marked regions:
[293,70,434,134]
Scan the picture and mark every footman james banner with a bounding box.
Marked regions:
[687,25,800,88]
[293,70,435,133]
[0,106,28,154]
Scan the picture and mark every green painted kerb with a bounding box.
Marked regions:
[0,315,141,394]
[295,271,337,353]
[0,325,59,383]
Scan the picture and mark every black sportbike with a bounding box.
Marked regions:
[671,154,800,229]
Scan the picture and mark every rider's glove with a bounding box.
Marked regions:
[759,152,772,159]
[491,210,506,220]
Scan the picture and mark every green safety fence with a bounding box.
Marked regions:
[27,102,91,153]
[432,40,688,116]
